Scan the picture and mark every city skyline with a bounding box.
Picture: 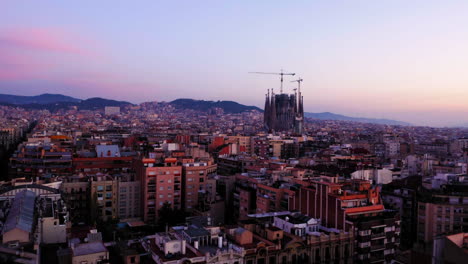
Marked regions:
[2,1,468,126]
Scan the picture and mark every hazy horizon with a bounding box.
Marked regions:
[2,1,468,126]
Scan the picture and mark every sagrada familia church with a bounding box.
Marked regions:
[263,86,304,134]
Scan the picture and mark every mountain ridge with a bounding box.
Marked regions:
[0,93,411,125]
[170,98,262,113]
[305,112,411,126]
[0,93,81,104]
[0,93,131,111]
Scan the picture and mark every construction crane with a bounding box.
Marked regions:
[291,78,303,93]
[249,70,295,94]
[291,78,304,116]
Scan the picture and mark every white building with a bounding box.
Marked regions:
[351,168,393,185]
[273,212,320,238]
[104,106,120,115]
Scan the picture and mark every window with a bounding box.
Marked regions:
[199,178,204,183]
[97,186,104,191]
[160,187,164,190]
[269,257,276,264]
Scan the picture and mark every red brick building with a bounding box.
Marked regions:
[136,158,182,223]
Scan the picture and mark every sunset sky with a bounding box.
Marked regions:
[1,1,468,126]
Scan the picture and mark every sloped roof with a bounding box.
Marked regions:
[3,190,36,234]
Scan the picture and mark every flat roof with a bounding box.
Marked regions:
[73,242,108,256]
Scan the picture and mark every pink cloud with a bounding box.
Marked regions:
[0,27,134,94]
[0,47,55,81]
[0,28,92,55]
[0,27,106,81]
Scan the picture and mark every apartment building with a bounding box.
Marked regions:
[291,179,400,263]
[90,174,118,222]
[182,161,217,212]
[137,158,182,223]
[117,176,141,220]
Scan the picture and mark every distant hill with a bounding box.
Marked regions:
[170,98,262,113]
[78,97,131,110]
[0,93,132,111]
[0,93,81,104]
[305,112,411,126]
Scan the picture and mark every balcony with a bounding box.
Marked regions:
[370,244,385,251]
[369,256,384,263]
[371,233,385,239]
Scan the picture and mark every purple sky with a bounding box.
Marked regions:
[1,1,468,126]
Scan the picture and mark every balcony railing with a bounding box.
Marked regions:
[370,244,385,251]
[371,233,385,239]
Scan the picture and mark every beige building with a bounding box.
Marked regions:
[90,175,118,221]
[72,241,109,264]
[228,136,252,154]
[118,178,141,220]
[418,193,468,244]
[270,140,284,158]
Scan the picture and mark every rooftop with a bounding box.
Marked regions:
[72,241,108,256]
[2,190,36,234]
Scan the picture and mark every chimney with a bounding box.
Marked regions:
[181,240,186,254]
[218,236,223,249]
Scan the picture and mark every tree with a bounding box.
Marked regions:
[157,202,185,231]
